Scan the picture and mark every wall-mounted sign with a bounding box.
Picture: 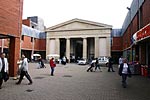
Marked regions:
[132,23,150,43]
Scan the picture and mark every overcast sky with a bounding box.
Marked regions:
[23,0,132,28]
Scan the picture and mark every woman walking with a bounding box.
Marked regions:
[118,58,132,88]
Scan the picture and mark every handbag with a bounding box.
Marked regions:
[4,72,9,82]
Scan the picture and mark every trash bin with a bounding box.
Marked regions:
[143,66,148,77]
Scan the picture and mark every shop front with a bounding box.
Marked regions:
[132,23,150,76]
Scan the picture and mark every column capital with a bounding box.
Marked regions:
[66,38,70,40]
[82,37,87,39]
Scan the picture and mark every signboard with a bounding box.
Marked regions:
[132,23,150,43]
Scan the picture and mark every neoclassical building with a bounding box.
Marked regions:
[46,18,112,61]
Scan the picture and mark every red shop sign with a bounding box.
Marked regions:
[137,23,150,41]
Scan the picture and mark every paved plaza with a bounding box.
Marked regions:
[0,63,150,100]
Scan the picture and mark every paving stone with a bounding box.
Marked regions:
[0,63,150,100]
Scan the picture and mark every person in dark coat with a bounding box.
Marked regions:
[108,57,115,72]
[38,56,45,68]
[87,60,95,72]
[118,58,132,88]
[0,53,9,89]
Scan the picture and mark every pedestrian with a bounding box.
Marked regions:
[95,58,102,72]
[108,57,115,72]
[61,56,66,65]
[16,54,33,85]
[118,56,123,68]
[38,56,45,68]
[118,58,132,88]
[87,59,95,72]
[49,58,56,76]
[0,53,9,89]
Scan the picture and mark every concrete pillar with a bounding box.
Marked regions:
[9,37,20,77]
[46,38,50,56]
[94,37,99,58]
[31,37,35,56]
[49,38,56,54]
[83,37,87,59]
[106,37,111,57]
[66,38,70,62]
[55,38,60,55]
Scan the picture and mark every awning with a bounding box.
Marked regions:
[33,54,41,57]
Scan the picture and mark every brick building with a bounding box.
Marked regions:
[112,0,150,65]
[21,24,46,60]
[0,17,46,61]
[0,0,23,76]
[0,3,46,76]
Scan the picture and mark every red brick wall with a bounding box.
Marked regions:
[21,36,46,51]
[0,0,23,37]
[22,19,30,26]
[142,0,150,27]
[21,36,33,50]
[111,37,123,51]
[132,15,138,35]
[34,39,46,51]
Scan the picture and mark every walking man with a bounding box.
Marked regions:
[119,58,132,88]
[108,57,115,72]
[0,53,8,89]
[95,58,102,72]
[16,54,33,85]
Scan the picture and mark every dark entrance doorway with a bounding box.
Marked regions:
[60,38,66,59]
[75,39,83,60]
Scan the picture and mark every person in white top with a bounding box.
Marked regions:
[16,54,33,85]
[118,56,123,68]
[118,58,132,88]
[0,53,8,89]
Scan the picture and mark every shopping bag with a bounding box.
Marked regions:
[4,72,9,82]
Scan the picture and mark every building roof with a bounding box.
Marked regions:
[46,18,112,31]
[121,0,144,35]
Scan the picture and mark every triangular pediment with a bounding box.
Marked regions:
[46,18,112,31]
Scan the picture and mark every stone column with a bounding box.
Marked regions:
[83,37,87,59]
[55,38,60,55]
[66,38,70,62]
[9,37,20,77]
[94,37,99,58]
[46,38,50,56]
[106,37,111,57]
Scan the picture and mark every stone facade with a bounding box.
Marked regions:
[46,18,112,61]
